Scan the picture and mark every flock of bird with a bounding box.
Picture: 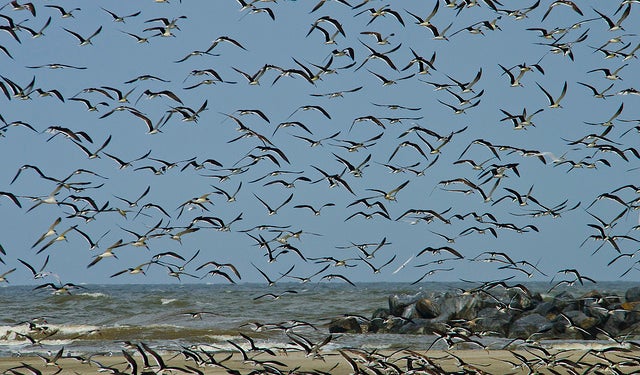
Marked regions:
[0,0,638,293]
[8,339,640,375]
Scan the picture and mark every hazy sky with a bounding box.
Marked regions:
[0,0,638,286]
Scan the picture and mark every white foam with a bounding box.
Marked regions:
[49,324,101,335]
[549,342,631,351]
[77,292,109,298]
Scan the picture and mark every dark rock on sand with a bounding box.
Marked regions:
[388,292,428,316]
[475,308,512,336]
[432,292,485,322]
[509,313,552,339]
[626,286,640,303]
[331,287,640,340]
[328,316,362,333]
[415,298,440,319]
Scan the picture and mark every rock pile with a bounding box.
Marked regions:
[329,286,640,340]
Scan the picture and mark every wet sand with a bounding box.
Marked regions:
[2,347,639,374]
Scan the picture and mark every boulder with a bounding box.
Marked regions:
[384,316,409,332]
[553,291,578,312]
[371,308,390,320]
[533,301,560,318]
[328,316,362,333]
[508,314,552,339]
[475,307,512,336]
[508,291,537,311]
[402,304,419,320]
[433,292,485,322]
[601,309,627,338]
[389,291,429,316]
[397,318,447,334]
[554,311,598,339]
[368,317,386,333]
[415,298,440,319]
[564,310,598,329]
[626,286,640,303]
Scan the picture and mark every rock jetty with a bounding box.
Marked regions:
[329,286,640,341]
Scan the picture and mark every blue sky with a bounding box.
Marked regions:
[0,0,638,286]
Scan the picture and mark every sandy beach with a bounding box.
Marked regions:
[3,346,639,374]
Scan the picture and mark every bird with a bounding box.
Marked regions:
[368,69,415,86]
[9,1,36,17]
[31,217,62,249]
[33,282,85,295]
[583,102,624,127]
[360,31,395,45]
[366,180,410,202]
[232,65,268,85]
[359,255,396,274]
[310,86,363,98]
[71,135,112,159]
[541,1,583,22]
[355,41,401,72]
[0,267,16,283]
[293,202,335,216]
[253,193,294,216]
[45,4,80,18]
[417,245,464,259]
[114,185,151,208]
[36,346,65,368]
[120,30,151,43]
[68,97,109,111]
[18,256,50,279]
[63,26,103,46]
[536,81,567,108]
[0,191,21,208]
[587,64,628,80]
[19,16,51,39]
[354,5,405,27]
[253,290,298,300]
[411,267,455,285]
[101,7,141,22]
[446,68,482,93]
[577,82,615,99]
[593,5,631,31]
[404,2,439,27]
[252,263,294,286]
[104,150,151,169]
[321,273,356,286]
[86,244,121,268]
[344,210,391,221]
[426,22,453,41]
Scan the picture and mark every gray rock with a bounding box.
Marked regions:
[368,317,386,333]
[398,319,448,334]
[384,316,410,332]
[475,307,512,336]
[328,316,362,334]
[389,291,429,316]
[508,291,538,311]
[371,308,390,320]
[533,301,560,318]
[433,292,485,322]
[509,314,552,339]
[402,304,419,320]
[553,291,578,312]
[415,298,440,319]
[601,309,627,338]
[555,310,598,338]
[626,286,640,303]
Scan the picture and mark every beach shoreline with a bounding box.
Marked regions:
[2,346,639,374]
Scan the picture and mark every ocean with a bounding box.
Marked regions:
[0,282,636,358]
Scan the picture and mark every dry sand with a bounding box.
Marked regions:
[2,346,639,374]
